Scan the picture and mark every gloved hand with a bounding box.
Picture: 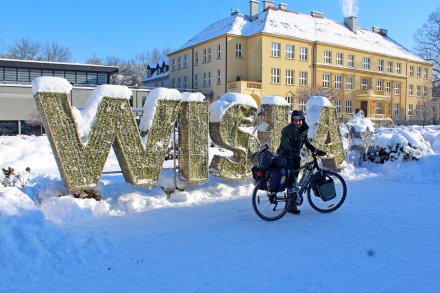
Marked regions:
[313,149,326,156]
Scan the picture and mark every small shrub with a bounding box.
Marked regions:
[1,167,31,188]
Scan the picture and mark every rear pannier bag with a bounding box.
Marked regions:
[266,167,287,193]
[313,175,336,201]
[252,149,276,171]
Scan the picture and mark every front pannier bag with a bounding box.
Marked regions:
[313,175,337,201]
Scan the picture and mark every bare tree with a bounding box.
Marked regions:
[295,86,342,106]
[40,41,72,62]
[414,8,440,94]
[7,37,41,60]
[86,53,103,65]
[416,95,434,127]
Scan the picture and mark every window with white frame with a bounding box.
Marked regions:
[409,85,413,96]
[386,81,391,93]
[300,47,308,61]
[394,103,399,116]
[236,43,242,58]
[208,71,211,86]
[207,48,212,62]
[336,53,343,66]
[363,57,370,70]
[408,104,413,116]
[424,68,428,79]
[271,68,281,83]
[286,96,293,111]
[194,74,198,88]
[376,80,382,91]
[416,85,421,96]
[217,70,221,84]
[416,104,421,116]
[272,42,281,57]
[195,52,199,65]
[378,60,384,72]
[299,98,306,112]
[203,49,207,63]
[376,101,383,114]
[286,45,294,59]
[396,63,401,74]
[217,44,221,59]
[416,67,421,77]
[336,99,341,114]
[334,75,342,89]
[409,66,414,76]
[348,55,354,67]
[322,73,330,88]
[424,86,428,96]
[346,100,353,114]
[346,76,353,90]
[172,58,177,71]
[184,55,188,67]
[177,77,181,89]
[387,62,393,73]
[361,78,369,90]
[285,69,294,85]
[300,71,308,85]
[324,50,332,64]
[184,76,188,89]
[394,82,401,95]
[203,72,206,87]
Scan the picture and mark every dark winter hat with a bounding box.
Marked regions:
[291,110,304,121]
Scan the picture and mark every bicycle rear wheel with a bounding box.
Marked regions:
[252,180,292,221]
[307,171,347,213]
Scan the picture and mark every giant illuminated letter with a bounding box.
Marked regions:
[257,96,289,151]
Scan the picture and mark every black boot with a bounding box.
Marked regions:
[288,205,301,215]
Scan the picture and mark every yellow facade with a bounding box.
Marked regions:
[169,12,433,122]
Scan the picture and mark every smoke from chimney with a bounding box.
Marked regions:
[340,0,359,17]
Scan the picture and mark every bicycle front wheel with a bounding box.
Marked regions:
[252,180,292,221]
[307,171,347,213]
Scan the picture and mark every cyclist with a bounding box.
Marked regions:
[277,109,325,214]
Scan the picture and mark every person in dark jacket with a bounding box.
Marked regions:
[277,109,325,214]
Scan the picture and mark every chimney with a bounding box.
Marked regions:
[231,9,240,16]
[371,26,379,33]
[278,3,288,10]
[263,0,274,10]
[311,11,324,18]
[249,0,259,21]
[379,28,388,36]
[344,16,358,34]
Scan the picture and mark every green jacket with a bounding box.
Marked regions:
[277,122,315,157]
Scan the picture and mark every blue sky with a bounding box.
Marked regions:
[0,0,438,63]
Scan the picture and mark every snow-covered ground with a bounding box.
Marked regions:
[1,125,440,292]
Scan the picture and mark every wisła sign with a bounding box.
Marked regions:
[33,77,344,192]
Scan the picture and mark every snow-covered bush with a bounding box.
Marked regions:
[346,111,374,165]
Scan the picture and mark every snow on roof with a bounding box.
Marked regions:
[178,9,427,63]
[142,71,169,82]
[148,56,169,69]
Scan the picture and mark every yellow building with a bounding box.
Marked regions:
[169,1,433,122]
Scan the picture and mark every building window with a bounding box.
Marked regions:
[376,80,382,91]
[416,67,421,77]
[178,56,182,69]
[334,75,342,89]
[396,63,401,74]
[203,49,207,63]
[299,71,308,86]
[217,44,221,59]
[194,74,198,88]
[285,69,294,85]
[324,50,332,64]
[409,66,414,76]
[322,73,330,88]
[363,57,370,70]
[378,60,384,72]
[347,55,354,67]
[171,79,175,88]
[394,82,401,95]
[386,81,391,93]
[184,55,188,68]
[172,58,177,71]
[286,45,294,59]
[300,47,308,61]
[424,86,428,96]
[376,101,383,114]
[203,72,206,87]
[271,42,281,57]
[184,76,188,89]
[177,77,181,89]
[409,85,413,96]
[208,48,212,62]
[361,78,369,90]
[394,103,399,116]
[424,68,428,79]
[387,62,393,73]
[415,104,421,116]
[236,43,242,58]
[208,71,211,86]
[217,70,221,84]
[195,51,199,65]
[346,76,353,90]
[336,53,343,66]
[336,100,341,114]
[299,98,306,112]
[271,68,280,84]
[416,85,421,96]
[286,96,293,111]
[346,100,353,114]
[408,104,413,116]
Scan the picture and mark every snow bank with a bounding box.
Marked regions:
[72,84,133,138]
[32,76,72,95]
[139,87,181,132]
[209,93,257,123]
[260,96,289,106]
[181,92,205,102]
[305,96,332,138]
[347,111,375,132]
